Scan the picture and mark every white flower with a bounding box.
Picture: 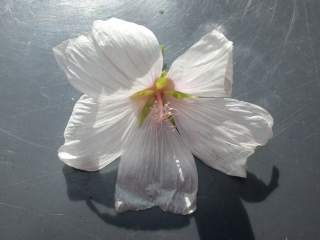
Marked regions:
[53,18,273,215]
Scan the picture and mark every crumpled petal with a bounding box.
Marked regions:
[58,93,136,171]
[173,98,273,177]
[53,18,163,97]
[115,117,198,215]
[168,30,233,97]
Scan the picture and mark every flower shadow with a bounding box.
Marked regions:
[194,161,279,240]
[62,161,279,237]
[62,162,189,230]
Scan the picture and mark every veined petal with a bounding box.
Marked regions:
[92,18,163,87]
[115,117,198,215]
[173,98,273,177]
[168,30,233,97]
[58,93,136,171]
[53,18,163,97]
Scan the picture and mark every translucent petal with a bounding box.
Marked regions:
[168,30,233,97]
[115,117,198,214]
[53,18,163,97]
[173,98,273,177]
[58,93,136,171]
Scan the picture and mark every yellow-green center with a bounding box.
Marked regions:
[131,71,195,126]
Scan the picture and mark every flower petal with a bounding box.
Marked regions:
[58,93,136,171]
[173,98,273,177]
[53,18,163,97]
[168,30,233,97]
[115,118,198,214]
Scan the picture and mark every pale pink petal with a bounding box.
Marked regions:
[173,98,273,177]
[58,93,136,171]
[115,117,198,215]
[53,18,162,97]
[168,30,233,97]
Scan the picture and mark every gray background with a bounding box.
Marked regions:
[0,0,319,239]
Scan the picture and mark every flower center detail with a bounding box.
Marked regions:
[131,71,195,126]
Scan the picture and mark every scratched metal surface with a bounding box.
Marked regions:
[0,0,319,239]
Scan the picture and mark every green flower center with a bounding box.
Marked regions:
[131,71,195,126]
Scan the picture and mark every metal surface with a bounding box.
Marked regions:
[0,0,319,239]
